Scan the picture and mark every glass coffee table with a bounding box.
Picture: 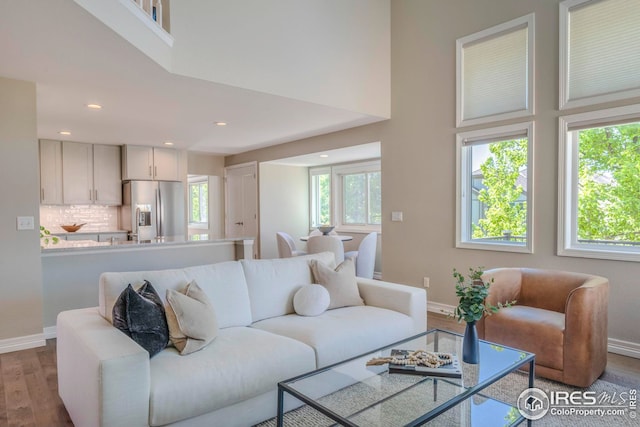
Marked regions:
[277,329,534,426]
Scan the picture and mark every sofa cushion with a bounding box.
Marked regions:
[100,261,252,329]
[148,327,316,426]
[182,262,252,328]
[100,269,190,324]
[311,257,364,309]
[251,306,415,367]
[112,281,169,357]
[166,280,219,355]
[293,284,330,316]
[242,252,335,322]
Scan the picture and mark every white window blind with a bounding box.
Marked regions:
[457,14,533,126]
[463,28,527,120]
[562,0,640,107]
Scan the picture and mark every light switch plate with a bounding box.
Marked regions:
[17,216,35,230]
[391,211,403,222]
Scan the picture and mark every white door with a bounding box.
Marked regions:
[225,163,258,257]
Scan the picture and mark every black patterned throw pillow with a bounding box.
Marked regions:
[112,280,169,357]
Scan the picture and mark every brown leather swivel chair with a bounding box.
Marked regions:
[477,268,609,387]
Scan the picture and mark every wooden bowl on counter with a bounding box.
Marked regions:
[60,224,86,233]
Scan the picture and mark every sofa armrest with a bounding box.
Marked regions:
[357,278,427,334]
[57,307,150,427]
[563,276,609,387]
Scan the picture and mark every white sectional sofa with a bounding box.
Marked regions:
[56,252,427,427]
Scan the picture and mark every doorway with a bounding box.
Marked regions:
[224,162,258,258]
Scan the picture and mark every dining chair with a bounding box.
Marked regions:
[344,232,377,278]
[307,235,345,264]
[276,232,306,258]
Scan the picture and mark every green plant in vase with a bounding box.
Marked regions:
[452,267,515,363]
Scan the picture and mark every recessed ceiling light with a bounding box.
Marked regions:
[163,141,174,146]
[320,154,329,158]
[59,131,71,135]
[215,121,227,126]
[86,104,102,109]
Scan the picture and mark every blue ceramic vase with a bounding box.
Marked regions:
[463,320,479,364]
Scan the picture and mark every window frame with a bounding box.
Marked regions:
[559,0,640,109]
[309,167,332,228]
[558,104,640,262]
[188,175,209,229]
[309,160,381,233]
[456,13,535,127]
[456,122,534,253]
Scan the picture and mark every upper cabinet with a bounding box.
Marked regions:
[121,145,179,181]
[93,145,122,205]
[38,140,122,206]
[62,141,94,204]
[39,140,63,204]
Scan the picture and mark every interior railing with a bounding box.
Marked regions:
[131,0,164,30]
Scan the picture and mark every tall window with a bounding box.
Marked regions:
[456,14,534,126]
[189,176,208,227]
[310,168,331,227]
[560,0,640,109]
[457,123,533,252]
[559,105,640,261]
[309,160,381,231]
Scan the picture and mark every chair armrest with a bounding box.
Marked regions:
[563,276,609,387]
[57,308,150,427]
[357,278,427,334]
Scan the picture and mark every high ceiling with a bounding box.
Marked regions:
[0,1,384,155]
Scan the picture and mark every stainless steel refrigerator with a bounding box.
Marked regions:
[121,181,185,241]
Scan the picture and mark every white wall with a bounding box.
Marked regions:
[259,163,309,259]
[0,77,44,348]
[170,0,390,118]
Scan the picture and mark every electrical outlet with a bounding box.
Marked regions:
[423,277,430,288]
[17,216,35,230]
[391,211,403,222]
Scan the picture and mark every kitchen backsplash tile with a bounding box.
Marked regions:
[40,205,120,231]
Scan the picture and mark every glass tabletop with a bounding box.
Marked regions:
[279,329,534,427]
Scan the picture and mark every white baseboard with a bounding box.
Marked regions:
[428,301,640,359]
[0,333,46,354]
[43,326,57,340]
[427,301,455,316]
[373,271,382,280]
[608,338,640,359]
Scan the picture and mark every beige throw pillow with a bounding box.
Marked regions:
[310,257,364,309]
[166,280,218,355]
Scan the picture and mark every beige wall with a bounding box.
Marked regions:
[0,77,44,343]
[225,0,640,349]
[259,163,310,259]
[187,151,225,176]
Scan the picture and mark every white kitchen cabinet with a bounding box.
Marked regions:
[66,233,99,241]
[62,141,93,204]
[39,139,63,204]
[152,147,179,181]
[93,145,122,205]
[98,232,128,242]
[122,145,179,181]
[61,142,122,206]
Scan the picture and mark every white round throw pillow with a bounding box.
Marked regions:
[293,284,330,317]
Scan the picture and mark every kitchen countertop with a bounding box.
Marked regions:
[41,234,254,254]
[49,228,129,235]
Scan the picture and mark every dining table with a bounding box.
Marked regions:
[299,235,352,242]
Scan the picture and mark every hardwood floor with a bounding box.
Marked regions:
[0,340,72,427]
[0,313,638,427]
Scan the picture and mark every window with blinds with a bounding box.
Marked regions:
[456,14,534,127]
[560,0,640,108]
